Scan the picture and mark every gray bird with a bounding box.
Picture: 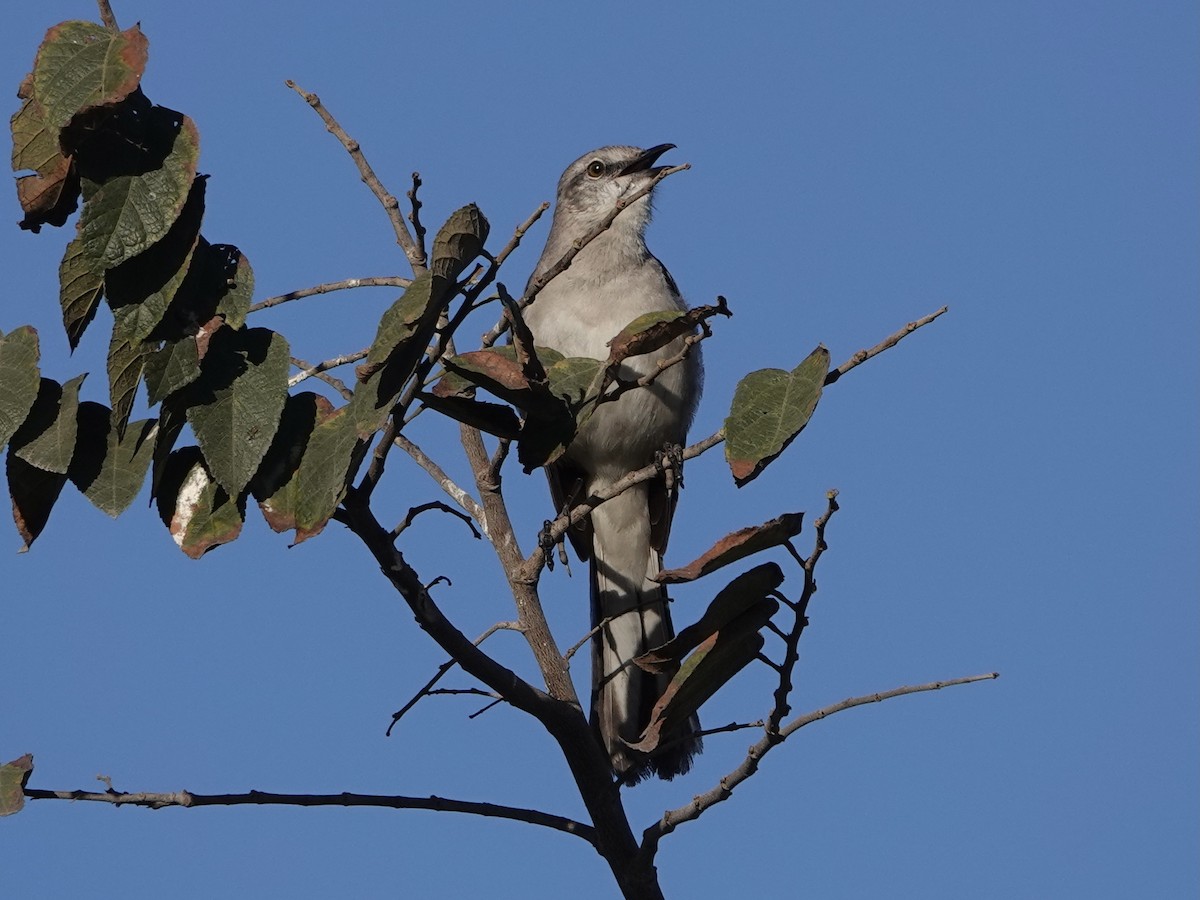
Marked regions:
[523,144,702,782]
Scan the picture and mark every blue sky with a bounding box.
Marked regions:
[2,2,1197,898]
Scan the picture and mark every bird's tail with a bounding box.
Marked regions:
[589,483,700,782]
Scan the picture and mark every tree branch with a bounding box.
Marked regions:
[288,356,352,401]
[284,80,426,273]
[250,276,411,314]
[96,0,118,31]
[825,305,948,386]
[24,785,596,845]
[289,350,368,389]
[390,434,485,531]
[641,672,999,859]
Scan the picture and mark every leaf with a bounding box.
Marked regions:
[11,95,79,231]
[431,203,490,281]
[11,374,86,474]
[184,326,289,496]
[7,452,68,551]
[0,327,42,453]
[58,233,105,349]
[143,336,201,405]
[155,446,244,558]
[149,397,187,502]
[656,512,804,584]
[365,271,436,367]
[213,245,253,329]
[31,21,148,131]
[78,112,200,270]
[417,393,522,440]
[605,310,686,362]
[724,345,829,487]
[636,563,785,673]
[103,176,206,342]
[68,401,156,516]
[0,754,34,817]
[251,395,359,543]
[107,306,152,436]
[628,598,779,755]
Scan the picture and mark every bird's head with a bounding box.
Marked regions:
[552,143,676,236]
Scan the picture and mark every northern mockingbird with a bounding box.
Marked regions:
[524,144,702,782]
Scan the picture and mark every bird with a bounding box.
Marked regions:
[522,144,702,782]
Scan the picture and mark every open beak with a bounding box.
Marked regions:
[618,143,676,176]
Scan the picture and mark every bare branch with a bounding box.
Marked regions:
[407,172,427,264]
[391,434,486,531]
[288,356,352,401]
[250,276,411,314]
[24,785,595,845]
[289,349,369,389]
[284,80,426,272]
[641,672,999,859]
[96,0,118,30]
[825,306,948,386]
[392,501,482,540]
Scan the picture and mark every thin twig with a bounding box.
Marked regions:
[825,306,948,386]
[392,501,482,540]
[250,276,411,314]
[387,621,520,733]
[96,0,118,30]
[289,350,369,388]
[391,434,485,532]
[24,786,595,845]
[640,672,999,859]
[284,80,425,272]
[407,172,427,264]
[288,356,352,401]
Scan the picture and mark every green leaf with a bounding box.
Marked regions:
[155,446,244,558]
[103,176,206,342]
[251,394,359,543]
[31,21,148,131]
[0,754,34,817]
[68,401,156,516]
[185,326,289,496]
[0,327,42,453]
[7,452,68,551]
[365,270,437,366]
[78,113,200,270]
[107,306,152,436]
[431,203,490,281]
[656,512,804,584]
[11,374,86,474]
[149,396,187,502]
[417,392,522,439]
[724,345,829,487]
[143,335,201,405]
[58,233,105,349]
[12,95,78,231]
[213,246,253,329]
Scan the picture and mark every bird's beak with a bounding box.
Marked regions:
[618,143,676,176]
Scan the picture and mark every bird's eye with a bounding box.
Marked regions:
[586,159,606,178]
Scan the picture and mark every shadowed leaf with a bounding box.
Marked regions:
[418,393,522,439]
[143,335,200,405]
[78,112,199,270]
[364,270,437,367]
[57,233,105,349]
[11,374,86,474]
[213,246,253,329]
[725,346,829,487]
[7,452,68,551]
[155,446,244,558]
[107,306,151,436]
[629,598,779,755]
[149,396,187,502]
[68,401,156,516]
[186,326,289,496]
[0,327,41,453]
[431,203,489,281]
[0,754,33,817]
[656,512,804,584]
[12,95,78,230]
[636,563,785,673]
